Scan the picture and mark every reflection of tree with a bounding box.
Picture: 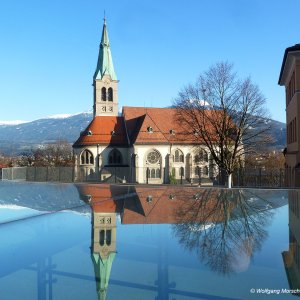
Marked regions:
[172,189,274,275]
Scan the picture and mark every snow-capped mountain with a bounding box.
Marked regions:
[0,120,30,126]
[0,112,93,155]
[0,112,286,155]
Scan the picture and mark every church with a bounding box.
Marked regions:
[73,19,216,184]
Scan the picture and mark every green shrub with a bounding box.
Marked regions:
[169,169,177,184]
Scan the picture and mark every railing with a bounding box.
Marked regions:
[233,168,285,188]
[1,167,74,182]
[1,167,27,181]
[0,166,287,188]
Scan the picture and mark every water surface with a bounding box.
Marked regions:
[0,182,297,300]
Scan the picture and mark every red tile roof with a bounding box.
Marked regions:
[73,116,128,147]
[122,186,233,224]
[123,106,210,145]
[76,183,131,213]
[76,184,235,225]
[73,107,223,147]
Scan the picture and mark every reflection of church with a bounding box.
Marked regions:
[78,184,228,225]
[72,19,217,184]
[76,184,287,299]
[78,184,286,227]
[80,184,226,300]
[76,184,286,299]
[282,190,300,291]
[91,208,116,300]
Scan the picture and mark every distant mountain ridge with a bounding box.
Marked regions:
[0,113,93,155]
[0,112,286,155]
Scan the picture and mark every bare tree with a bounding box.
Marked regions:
[245,150,285,170]
[172,189,273,275]
[174,62,271,188]
[33,140,74,166]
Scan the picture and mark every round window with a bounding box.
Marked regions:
[147,151,160,164]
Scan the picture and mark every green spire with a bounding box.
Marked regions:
[94,18,117,81]
[92,252,116,300]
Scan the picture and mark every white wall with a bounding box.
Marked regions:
[133,144,214,184]
[74,143,217,183]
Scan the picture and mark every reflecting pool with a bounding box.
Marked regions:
[0,182,298,299]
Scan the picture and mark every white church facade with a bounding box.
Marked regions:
[73,19,217,184]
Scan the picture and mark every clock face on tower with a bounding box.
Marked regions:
[108,106,113,112]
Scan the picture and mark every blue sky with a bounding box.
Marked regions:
[0,0,299,123]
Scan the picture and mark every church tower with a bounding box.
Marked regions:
[93,18,118,117]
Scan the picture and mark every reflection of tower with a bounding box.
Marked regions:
[75,183,129,300]
[74,181,148,300]
[282,190,300,290]
[91,211,117,300]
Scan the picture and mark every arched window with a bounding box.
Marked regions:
[101,87,107,101]
[147,168,161,179]
[199,150,204,161]
[180,167,184,176]
[108,149,122,165]
[108,87,113,101]
[81,150,94,165]
[151,169,155,178]
[156,169,161,178]
[203,150,208,162]
[174,149,184,163]
[99,229,112,246]
[195,166,201,176]
[195,149,208,162]
[145,150,161,180]
[106,230,112,246]
[100,230,105,246]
